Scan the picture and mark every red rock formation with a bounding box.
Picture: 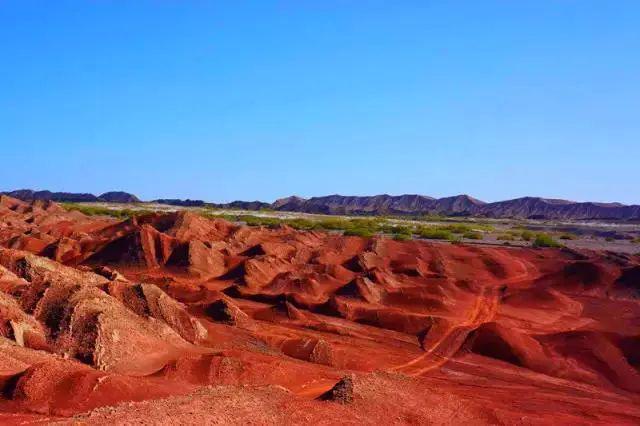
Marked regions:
[0,196,638,424]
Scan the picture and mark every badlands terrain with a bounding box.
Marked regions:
[0,195,639,424]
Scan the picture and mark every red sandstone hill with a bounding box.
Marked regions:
[0,195,638,424]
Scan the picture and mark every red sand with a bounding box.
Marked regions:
[0,195,639,425]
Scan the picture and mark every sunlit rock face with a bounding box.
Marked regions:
[0,195,639,424]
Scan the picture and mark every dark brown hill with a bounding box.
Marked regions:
[99,191,141,203]
[1,189,141,204]
[1,189,99,202]
[270,194,640,220]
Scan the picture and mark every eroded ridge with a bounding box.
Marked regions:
[0,195,639,424]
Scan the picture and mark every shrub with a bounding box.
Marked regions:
[207,213,239,222]
[62,203,147,219]
[462,231,483,240]
[418,227,453,240]
[559,233,577,240]
[381,224,412,235]
[120,208,153,218]
[449,235,463,244]
[605,237,615,242]
[237,215,280,227]
[520,230,533,241]
[472,222,495,232]
[202,214,392,235]
[284,218,318,230]
[343,228,375,238]
[533,233,562,248]
[392,232,412,241]
[496,234,515,241]
[441,224,473,234]
[339,219,382,237]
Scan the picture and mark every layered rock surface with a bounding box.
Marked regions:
[0,196,638,424]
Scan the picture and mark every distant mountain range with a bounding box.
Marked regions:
[0,189,140,204]
[266,194,640,220]
[2,189,639,220]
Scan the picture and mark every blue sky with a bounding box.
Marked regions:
[1,1,639,203]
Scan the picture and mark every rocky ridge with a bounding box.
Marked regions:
[4,189,640,220]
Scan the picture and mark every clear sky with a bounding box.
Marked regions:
[1,1,639,203]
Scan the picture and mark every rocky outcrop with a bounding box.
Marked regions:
[0,250,208,388]
[98,192,141,203]
[319,375,355,403]
[271,196,308,211]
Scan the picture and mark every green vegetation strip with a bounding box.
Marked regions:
[532,233,562,248]
[64,203,497,242]
[62,203,153,219]
[204,211,490,241]
[65,204,581,249]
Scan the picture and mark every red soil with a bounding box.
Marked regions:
[0,195,639,424]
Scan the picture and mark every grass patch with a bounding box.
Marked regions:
[392,232,412,241]
[509,227,534,241]
[462,231,483,240]
[61,203,153,219]
[343,228,376,238]
[380,224,411,234]
[281,218,318,230]
[82,204,500,244]
[496,234,515,241]
[200,212,389,237]
[417,227,454,240]
[439,224,473,234]
[520,230,534,241]
[533,233,562,248]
